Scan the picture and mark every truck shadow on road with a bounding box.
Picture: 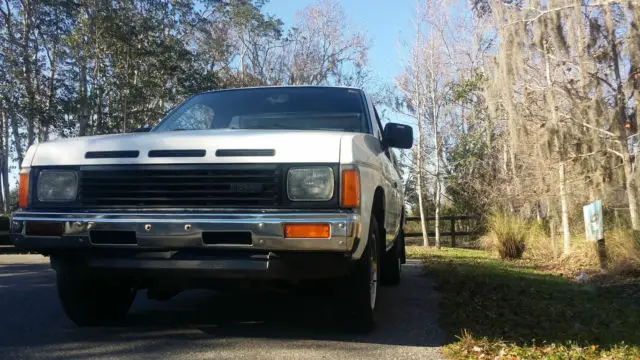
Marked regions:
[121,262,443,347]
[0,260,444,355]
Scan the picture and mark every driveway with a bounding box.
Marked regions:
[0,255,443,359]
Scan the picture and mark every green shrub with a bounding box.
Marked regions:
[481,211,528,259]
[521,223,553,261]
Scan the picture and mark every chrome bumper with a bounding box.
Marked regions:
[11,211,361,253]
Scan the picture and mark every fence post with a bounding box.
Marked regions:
[450,219,456,248]
[597,238,608,271]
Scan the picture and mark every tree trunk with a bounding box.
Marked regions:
[33,31,42,142]
[434,168,441,249]
[2,107,8,212]
[550,218,558,259]
[43,19,58,143]
[623,153,639,230]
[0,104,7,212]
[627,1,640,231]
[588,187,596,203]
[78,58,90,136]
[428,41,441,249]
[559,160,571,254]
[410,27,429,248]
[605,4,638,231]
[503,143,515,212]
[11,109,24,167]
[21,0,36,146]
[433,106,441,249]
[416,121,429,248]
[574,0,601,201]
[544,45,571,253]
[123,49,130,133]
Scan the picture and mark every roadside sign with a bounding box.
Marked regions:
[583,200,603,241]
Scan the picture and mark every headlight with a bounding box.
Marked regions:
[37,170,78,202]
[287,167,334,201]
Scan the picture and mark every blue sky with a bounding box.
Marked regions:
[263,0,415,91]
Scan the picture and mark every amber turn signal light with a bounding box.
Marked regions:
[341,169,360,208]
[284,223,331,238]
[18,172,29,208]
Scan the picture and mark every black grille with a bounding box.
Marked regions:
[78,165,281,208]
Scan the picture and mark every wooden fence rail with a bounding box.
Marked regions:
[405,215,481,248]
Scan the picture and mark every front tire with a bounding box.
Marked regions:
[339,216,380,333]
[56,264,136,327]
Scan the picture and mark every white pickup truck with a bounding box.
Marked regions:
[11,86,413,332]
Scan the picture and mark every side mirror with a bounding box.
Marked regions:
[383,122,413,149]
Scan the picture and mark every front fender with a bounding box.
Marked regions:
[341,134,385,260]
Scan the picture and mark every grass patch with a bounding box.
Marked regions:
[407,246,640,359]
[521,228,640,280]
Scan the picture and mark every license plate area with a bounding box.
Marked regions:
[89,230,136,245]
[202,231,252,245]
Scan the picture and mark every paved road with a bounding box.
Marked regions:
[0,255,444,359]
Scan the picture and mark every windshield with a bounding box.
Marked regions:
[153,87,369,133]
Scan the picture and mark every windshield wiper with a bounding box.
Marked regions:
[244,124,306,130]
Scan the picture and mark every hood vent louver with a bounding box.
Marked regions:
[85,151,139,159]
[148,150,206,158]
[215,149,275,157]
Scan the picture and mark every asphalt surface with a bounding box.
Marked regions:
[0,255,444,359]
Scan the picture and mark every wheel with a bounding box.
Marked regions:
[338,216,380,333]
[56,264,136,327]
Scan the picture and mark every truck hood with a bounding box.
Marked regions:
[28,130,349,166]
